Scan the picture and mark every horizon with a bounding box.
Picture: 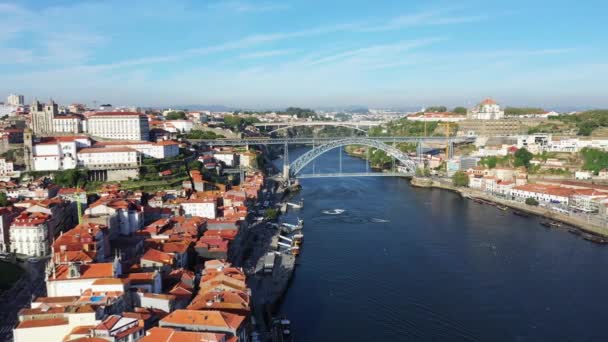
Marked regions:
[1,0,607,108]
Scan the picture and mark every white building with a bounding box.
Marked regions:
[31,136,92,171]
[52,116,81,134]
[7,94,24,106]
[9,212,50,256]
[93,140,179,159]
[164,120,194,133]
[45,258,122,297]
[214,151,237,167]
[467,98,505,120]
[77,147,139,169]
[181,199,217,219]
[575,170,593,180]
[511,184,573,205]
[87,112,150,141]
[0,158,14,176]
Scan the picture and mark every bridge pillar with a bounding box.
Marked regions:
[282,142,290,179]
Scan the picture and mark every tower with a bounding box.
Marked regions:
[23,128,33,172]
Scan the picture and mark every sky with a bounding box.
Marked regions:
[1,0,607,109]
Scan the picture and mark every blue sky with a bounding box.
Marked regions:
[1,0,607,109]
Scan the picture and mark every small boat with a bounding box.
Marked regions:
[549,221,561,228]
[287,200,303,209]
[540,221,552,228]
[497,205,508,211]
[513,211,531,218]
[568,228,582,236]
[322,209,345,215]
[472,198,485,204]
[582,233,608,244]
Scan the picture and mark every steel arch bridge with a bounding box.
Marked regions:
[267,123,369,135]
[287,137,417,178]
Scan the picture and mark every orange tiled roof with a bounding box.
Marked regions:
[140,327,226,342]
[159,309,245,331]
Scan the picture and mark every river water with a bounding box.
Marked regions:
[275,147,608,341]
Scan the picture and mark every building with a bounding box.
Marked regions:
[0,206,24,253]
[467,98,505,120]
[510,184,574,205]
[159,309,248,340]
[29,136,92,171]
[181,198,217,219]
[87,112,150,141]
[9,212,51,256]
[45,258,123,297]
[7,94,24,106]
[406,112,466,122]
[91,314,144,341]
[77,147,139,169]
[140,327,227,342]
[31,100,82,135]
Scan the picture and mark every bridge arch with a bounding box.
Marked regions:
[267,123,368,135]
[288,137,417,177]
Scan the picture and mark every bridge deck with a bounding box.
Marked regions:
[296,172,412,178]
[192,136,473,146]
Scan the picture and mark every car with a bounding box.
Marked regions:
[27,257,40,263]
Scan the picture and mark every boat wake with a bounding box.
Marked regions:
[370,218,390,223]
[322,209,345,215]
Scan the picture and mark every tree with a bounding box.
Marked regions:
[452,171,469,187]
[580,148,608,174]
[416,168,431,177]
[514,148,533,168]
[265,208,279,221]
[188,160,203,171]
[0,192,9,207]
[453,107,467,114]
[166,111,187,120]
[54,169,88,187]
[525,197,539,206]
[426,106,447,113]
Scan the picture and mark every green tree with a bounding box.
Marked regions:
[166,111,187,120]
[580,148,608,174]
[525,197,539,206]
[54,169,88,187]
[453,107,467,114]
[0,192,9,207]
[452,171,469,187]
[514,148,533,168]
[265,208,279,220]
[426,106,448,112]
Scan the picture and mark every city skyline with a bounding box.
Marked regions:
[1,0,607,108]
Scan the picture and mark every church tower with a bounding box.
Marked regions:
[23,128,33,172]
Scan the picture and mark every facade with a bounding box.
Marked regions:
[406,112,466,122]
[181,199,217,219]
[511,184,573,205]
[7,94,24,106]
[77,147,139,169]
[0,207,23,253]
[31,100,82,135]
[9,212,51,256]
[93,140,179,159]
[87,112,150,141]
[467,98,505,120]
[30,136,91,171]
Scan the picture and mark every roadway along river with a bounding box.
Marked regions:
[275,146,608,341]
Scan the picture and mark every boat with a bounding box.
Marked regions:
[540,221,552,228]
[287,199,303,209]
[497,205,508,211]
[568,228,582,236]
[582,233,608,244]
[322,209,345,215]
[472,198,485,204]
[513,211,531,218]
[549,221,561,228]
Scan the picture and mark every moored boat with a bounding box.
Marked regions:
[582,233,608,244]
[513,211,531,218]
[497,205,508,211]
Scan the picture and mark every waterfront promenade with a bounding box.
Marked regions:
[411,177,608,237]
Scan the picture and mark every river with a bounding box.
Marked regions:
[274,146,608,341]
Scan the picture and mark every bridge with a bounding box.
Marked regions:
[254,121,384,134]
[193,136,474,180]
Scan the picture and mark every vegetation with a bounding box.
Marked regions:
[480,156,498,169]
[185,130,225,140]
[553,110,608,136]
[416,168,431,177]
[514,148,534,169]
[453,107,467,114]
[525,197,539,206]
[580,148,608,174]
[426,106,447,112]
[369,119,439,137]
[452,171,469,187]
[0,192,9,207]
[504,107,545,115]
[54,169,88,187]
[223,115,260,130]
[265,208,279,220]
[165,111,187,120]
[280,107,318,119]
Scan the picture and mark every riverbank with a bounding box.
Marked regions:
[410,176,608,238]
